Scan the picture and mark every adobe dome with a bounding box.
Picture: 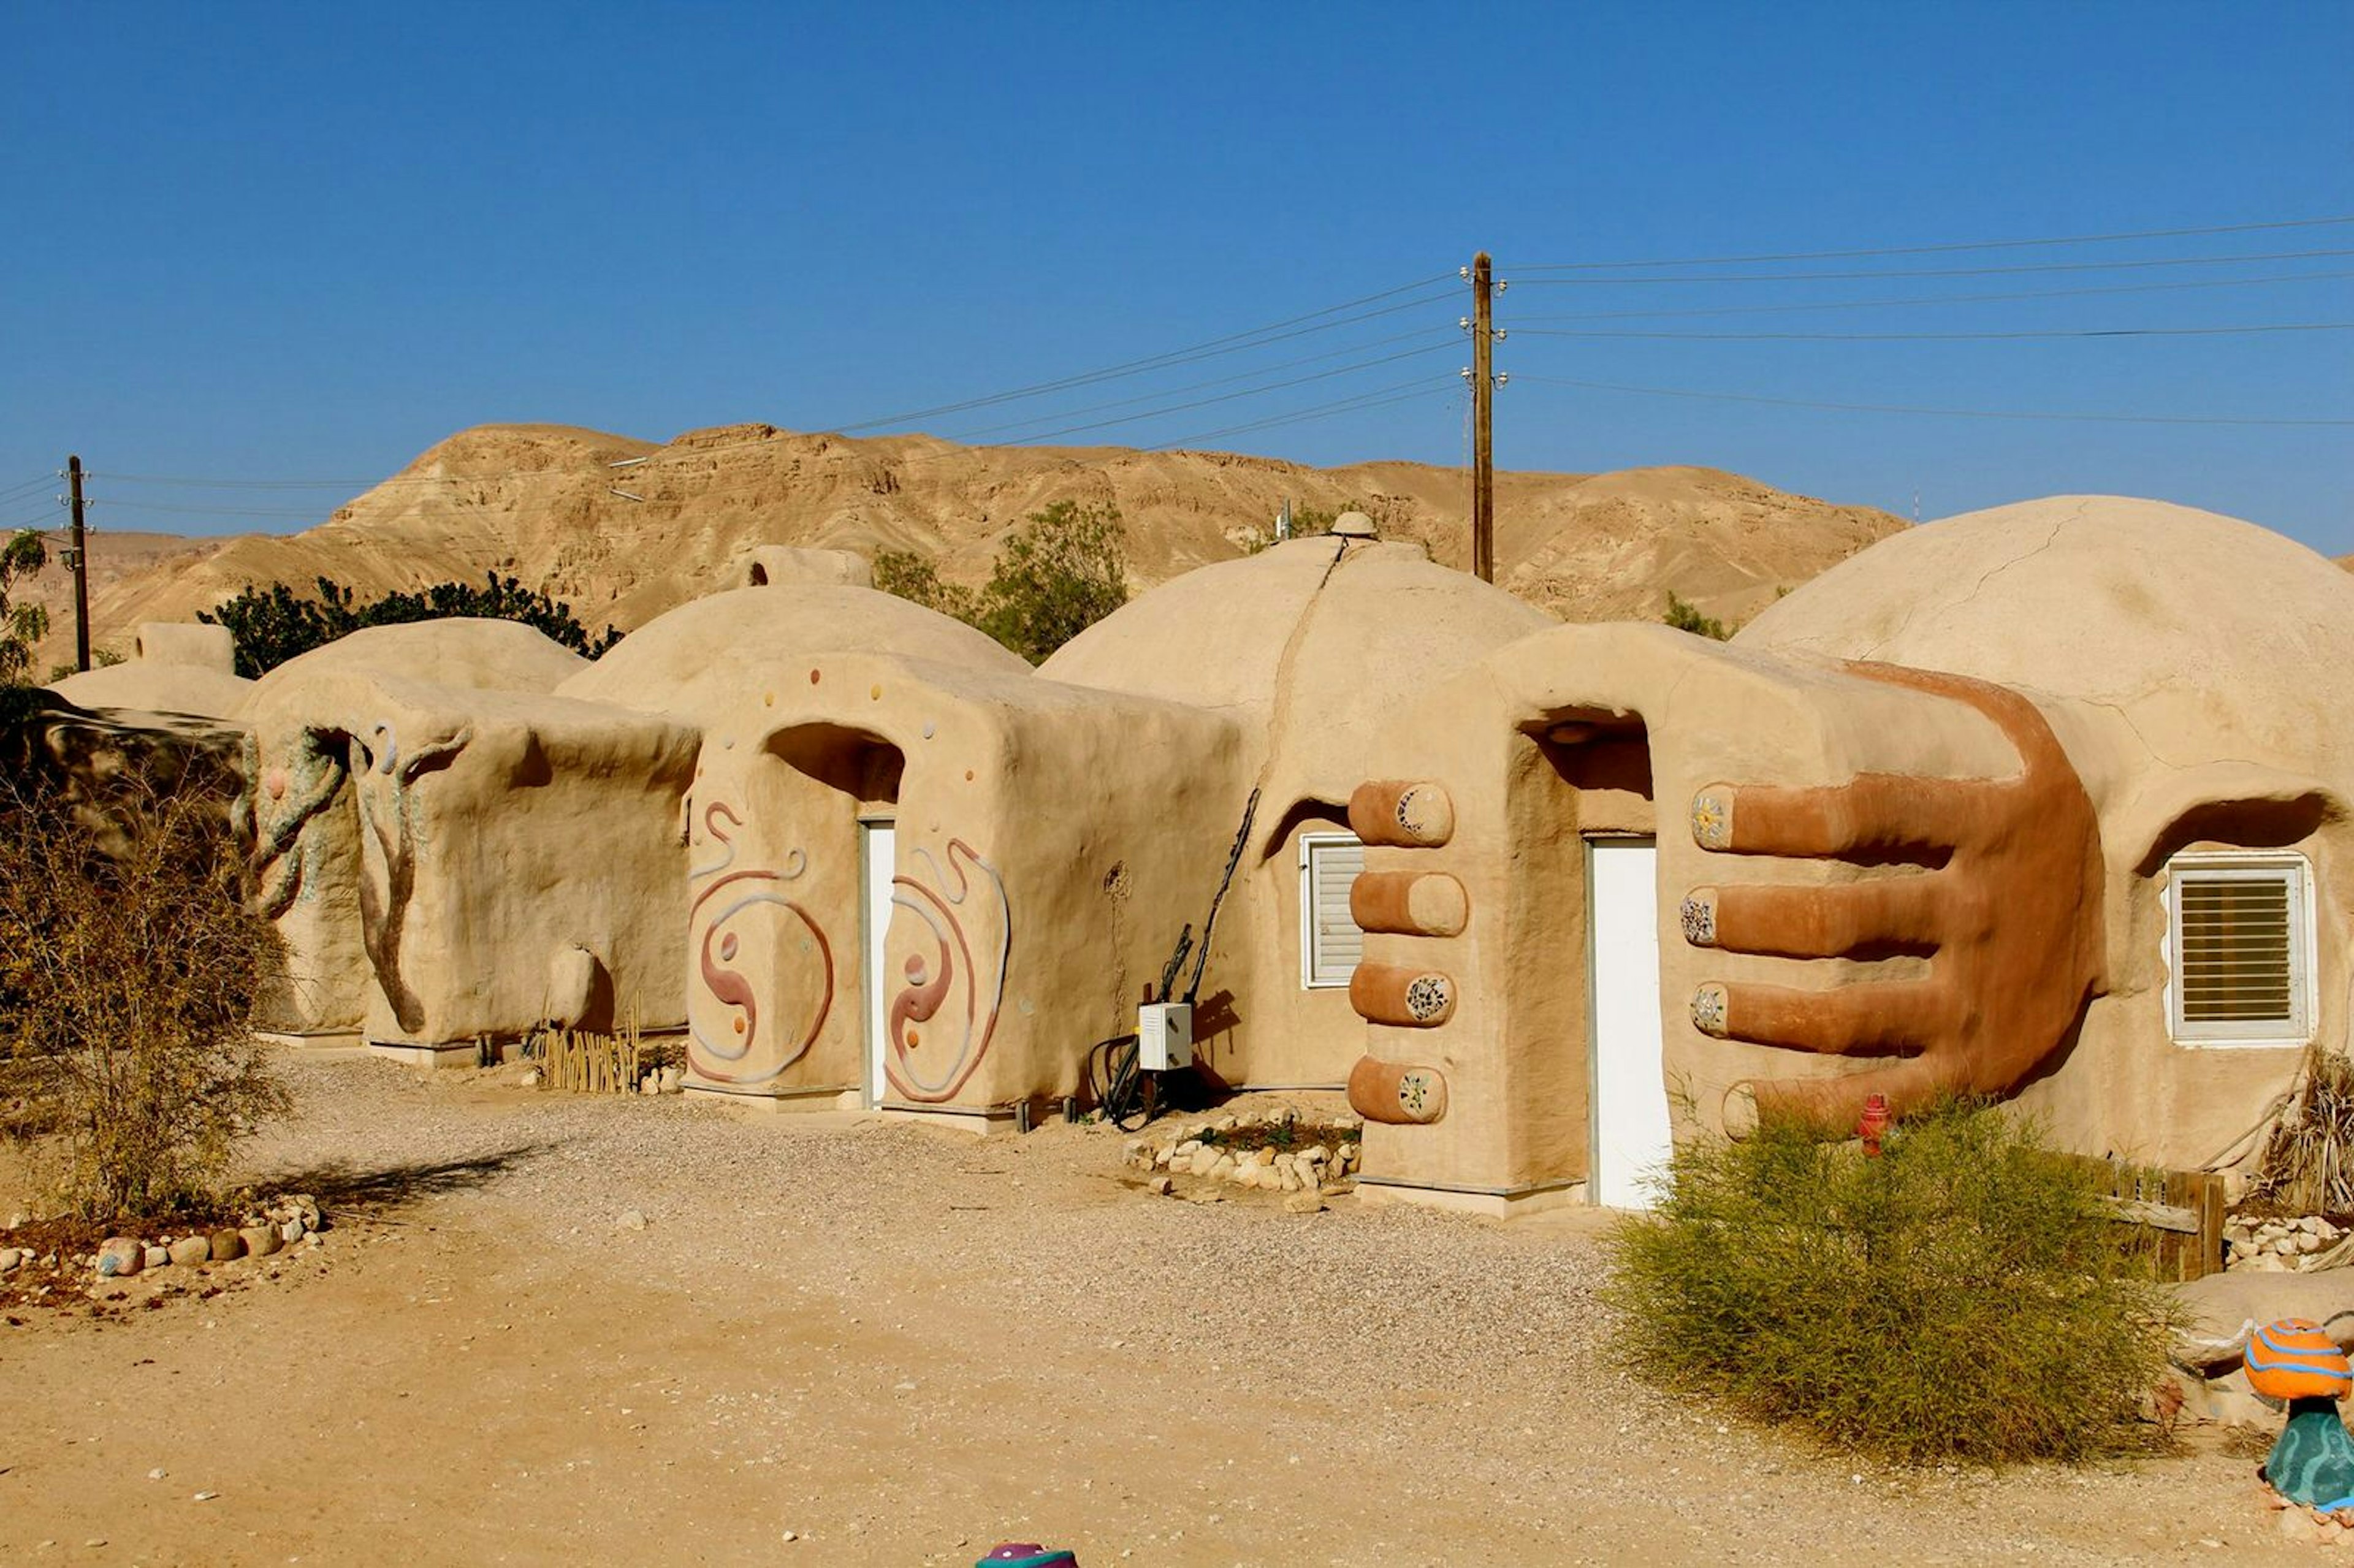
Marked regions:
[1042,536,1554,804]
[558,584,1027,723]
[1738,495,2354,778]
[240,619,588,715]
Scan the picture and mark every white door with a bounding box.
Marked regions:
[861,821,896,1107]
[1589,836,1672,1208]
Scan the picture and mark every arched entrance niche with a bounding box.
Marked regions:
[686,723,904,1100]
[1499,712,1662,1206]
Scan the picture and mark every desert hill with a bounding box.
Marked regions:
[26,422,1906,668]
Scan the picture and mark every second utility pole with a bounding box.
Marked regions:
[1469,252,1495,582]
[67,454,90,672]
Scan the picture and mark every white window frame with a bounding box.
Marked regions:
[2162,851,2317,1048]
[1298,830,1366,989]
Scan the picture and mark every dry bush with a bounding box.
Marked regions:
[1606,1100,2178,1466]
[2248,1048,2354,1216]
[0,769,288,1222]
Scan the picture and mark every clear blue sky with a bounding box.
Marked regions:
[3,3,2348,550]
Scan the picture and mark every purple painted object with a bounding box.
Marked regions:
[977,1545,1079,1568]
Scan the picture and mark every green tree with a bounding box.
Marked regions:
[202,573,624,678]
[872,550,978,623]
[873,501,1130,664]
[1,529,50,712]
[973,500,1129,664]
[1663,590,1731,641]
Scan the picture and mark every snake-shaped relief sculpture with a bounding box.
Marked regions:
[243,728,354,921]
[884,839,1011,1105]
[346,721,474,1037]
[687,800,836,1086]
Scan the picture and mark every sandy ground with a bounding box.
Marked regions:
[0,1057,2312,1566]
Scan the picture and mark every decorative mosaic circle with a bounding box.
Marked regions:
[1680,894,1716,947]
[1392,783,1453,845]
[1689,790,1733,851]
[1404,974,1452,1021]
[1689,984,1729,1037]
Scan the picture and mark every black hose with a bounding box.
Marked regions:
[1086,1033,1152,1130]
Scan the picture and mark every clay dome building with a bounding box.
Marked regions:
[1043,525,1554,1089]
[1739,495,2354,1172]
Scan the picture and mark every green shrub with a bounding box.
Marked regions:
[874,500,1129,664]
[202,573,623,677]
[1606,1100,2177,1465]
[1663,590,1731,641]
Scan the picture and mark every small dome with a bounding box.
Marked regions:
[243,619,588,710]
[1042,537,1553,804]
[558,584,1027,723]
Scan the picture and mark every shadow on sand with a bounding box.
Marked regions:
[255,1144,552,1221]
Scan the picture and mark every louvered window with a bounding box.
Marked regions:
[1299,831,1366,989]
[2167,854,2314,1045]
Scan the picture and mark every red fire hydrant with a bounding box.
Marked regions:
[1857,1093,1891,1158]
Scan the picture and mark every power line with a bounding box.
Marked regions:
[1507,248,2354,287]
[1512,373,2354,427]
[1505,215,2354,272]
[1151,375,1462,449]
[82,497,332,519]
[827,273,1458,435]
[931,341,1461,447]
[1506,270,2354,324]
[935,324,1459,442]
[1512,321,2354,342]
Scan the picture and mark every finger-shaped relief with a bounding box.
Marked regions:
[1347,1055,1449,1125]
[1347,780,1455,848]
[1349,962,1456,1028]
[1351,870,1469,937]
[1680,877,1947,959]
[1689,777,1961,861]
[1689,977,1963,1057]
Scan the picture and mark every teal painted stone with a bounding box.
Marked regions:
[2266,1398,2354,1512]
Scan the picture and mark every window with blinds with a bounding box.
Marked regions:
[1298,831,1366,989]
[2167,854,2313,1045]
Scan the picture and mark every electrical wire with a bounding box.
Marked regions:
[1506,248,2354,286]
[74,497,333,519]
[1506,270,2354,324]
[935,324,1460,442]
[1151,375,1461,449]
[1504,215,2354,272]
[1510,372,2354,427]
[828,273,1458,434]
[938,341,1461,447]
[1512,321,2354,341]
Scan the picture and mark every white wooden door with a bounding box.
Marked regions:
[1589,836,1672,1208]
[861,822,896,1107]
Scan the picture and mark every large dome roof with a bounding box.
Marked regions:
[1739,495,2354,776]
[242,619,588,714]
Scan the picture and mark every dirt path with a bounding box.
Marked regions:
[0,1059,2303,1565]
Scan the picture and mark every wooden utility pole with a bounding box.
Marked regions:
[1469,252,1495,582]
[67,454,90,672]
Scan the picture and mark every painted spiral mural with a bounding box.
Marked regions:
[884,838,1010,1105]
[687,800,836,1086]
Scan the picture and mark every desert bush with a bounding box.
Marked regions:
[874,500,1130,663]
[2248,1046,2354,1215]
[1606,1099,2176,1465]
[202,572,623,677]
[0,769,287,1221]
[1663,590,1731,641]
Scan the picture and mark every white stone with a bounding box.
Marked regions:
[616,1209,649,1231]
[280,1220,304,1245]
[143,1246,169,1269]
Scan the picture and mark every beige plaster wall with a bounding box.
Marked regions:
[1043,533,1554,1090]
[682,651,1244,1109]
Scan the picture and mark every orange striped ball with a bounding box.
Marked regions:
[2246,1319,2353,1402]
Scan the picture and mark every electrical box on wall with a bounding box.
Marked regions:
[1137,1002,1193,1071]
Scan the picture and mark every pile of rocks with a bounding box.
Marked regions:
[2226,1214,2348,1273]
[1123,1114,1362,1199]
[88,1193,328,1281]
